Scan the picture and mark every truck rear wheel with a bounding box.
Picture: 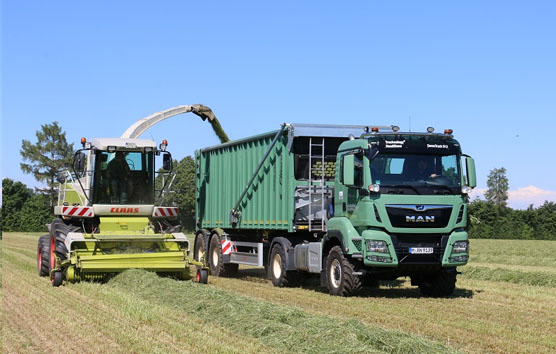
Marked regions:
[269,243,302,287]
[209,234,238,277]
[37,235,50,276]
[418,269,456,297]
[325,246,362,296]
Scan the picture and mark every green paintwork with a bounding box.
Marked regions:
[60,183,83,205]
[196,129,295,232]
[98,217,151,232]
[465,156,477,188]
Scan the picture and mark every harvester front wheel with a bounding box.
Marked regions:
[325,246,362,296]
[37,235,50,276]
[209,235,238,277]
[196,268,208,284]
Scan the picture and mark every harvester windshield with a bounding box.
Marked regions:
[92,150,154,204]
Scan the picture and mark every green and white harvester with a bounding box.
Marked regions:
[36,105,227,286]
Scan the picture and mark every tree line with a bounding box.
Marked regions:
[1,122,555,240]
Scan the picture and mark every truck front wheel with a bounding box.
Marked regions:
[418,269,456,297]
[325,246,362,296]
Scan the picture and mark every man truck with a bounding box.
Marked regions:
[194,124,476,296]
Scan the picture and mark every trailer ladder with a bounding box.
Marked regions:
[308,137,327,232]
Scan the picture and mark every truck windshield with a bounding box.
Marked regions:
[370,154,461,195]
[92,150,154,204]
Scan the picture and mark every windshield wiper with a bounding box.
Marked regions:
[381,184,421,195]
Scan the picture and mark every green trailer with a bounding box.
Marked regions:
[194,124,476,296]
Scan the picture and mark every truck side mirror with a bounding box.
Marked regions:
[163,153,172,171]
[465,156,476,188]
[74,152,86,172]
[342,154,355,186]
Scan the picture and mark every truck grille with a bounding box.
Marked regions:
[390,233,448,264]
[386,204,452,228]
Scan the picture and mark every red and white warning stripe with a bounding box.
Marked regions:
[221,240,233,255]
[61,206,94,218]
[152,207,179,218]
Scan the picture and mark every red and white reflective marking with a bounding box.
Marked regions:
[152,207,179,218]
[61,206,94,218]
[221,240,233,255]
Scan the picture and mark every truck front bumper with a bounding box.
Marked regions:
[360,229,469,267]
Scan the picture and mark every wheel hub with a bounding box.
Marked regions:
[272,253,282,279]
[330,258,342,288]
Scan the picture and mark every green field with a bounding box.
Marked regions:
[2,234,555,353]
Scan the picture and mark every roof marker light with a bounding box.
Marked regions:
[427,127,435,133]
[371,127,379,133]
[444,129,453,135]
[392,126,400,132]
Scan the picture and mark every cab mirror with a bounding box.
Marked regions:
[342,154,355,186]
[74,152,86,172]
[465,156,476,188]
[163,153,172,171]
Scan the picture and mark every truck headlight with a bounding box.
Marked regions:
[366,240,388,253]
[452,241,468,253]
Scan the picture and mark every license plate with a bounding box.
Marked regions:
[409,247,434,254]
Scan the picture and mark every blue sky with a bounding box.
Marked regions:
[2,1,556,208]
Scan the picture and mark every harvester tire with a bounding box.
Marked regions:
[325,246,362,296]
[51,271,63,287]
[196,268,208,284]
[269,243,300,287]
[50,219,70,263]
[209,235,238,277]
[418,269,456,297]
[37,235,50,276]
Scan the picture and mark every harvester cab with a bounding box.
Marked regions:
[37,104,224,286]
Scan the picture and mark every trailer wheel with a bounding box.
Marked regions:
[209,234,238,277]
[325,245,362,296]
[51,271,63,287]
[269,243,300,287]
[37,235,50,276]
[194,233,206,263]
[418,269,456,297]
[196,268,208,284]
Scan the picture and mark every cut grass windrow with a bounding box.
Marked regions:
[461,265,556,287]
[108,269,457,354]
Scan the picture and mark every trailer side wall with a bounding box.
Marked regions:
[196,130,295,232]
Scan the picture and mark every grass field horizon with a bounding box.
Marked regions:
[2,233,555,353]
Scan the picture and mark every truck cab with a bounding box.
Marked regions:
[326,127,476,295]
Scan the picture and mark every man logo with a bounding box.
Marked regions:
[416,205,425,211]
[406,215,435,223]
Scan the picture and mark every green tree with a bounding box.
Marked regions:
[485,167,509,212]
[1,178,32,231]
[19,194,52,232]
[172,156,197,231]
[20,121,74,209]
